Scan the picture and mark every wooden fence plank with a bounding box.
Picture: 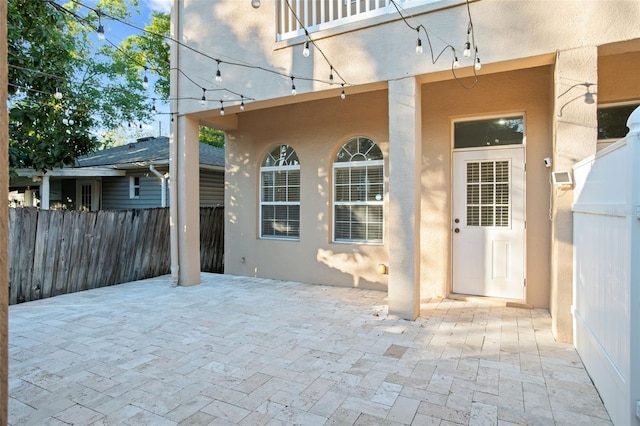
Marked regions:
[8,207,224,304]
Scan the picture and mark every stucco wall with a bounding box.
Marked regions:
[421,66,553,307]
[598,51,640,104]
[225,90,390,290]
[175,0,640,117]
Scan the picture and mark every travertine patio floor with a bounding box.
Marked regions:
[8,273,611,425]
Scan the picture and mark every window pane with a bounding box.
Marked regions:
[455,116,524,148]
[260,147,300,239]
[598,104,639,139]
[333,138,384,243]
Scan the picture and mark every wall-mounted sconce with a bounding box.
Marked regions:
[377,264,389,275]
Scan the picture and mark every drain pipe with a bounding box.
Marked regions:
[149,164,168,207]
[168,2,180,287]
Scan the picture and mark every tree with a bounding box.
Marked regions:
[118,12,227,148]
[8,0,153,172]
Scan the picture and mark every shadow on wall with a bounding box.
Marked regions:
[316,248,387,290]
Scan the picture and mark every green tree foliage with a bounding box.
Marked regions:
[8,0,152,172]
[118,13,226,147]
[199,126,225,148]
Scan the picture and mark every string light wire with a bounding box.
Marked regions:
[389,0,480,89]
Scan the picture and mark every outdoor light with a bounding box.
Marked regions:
[340,84,346,100]
[416,38,423,54]
[475,56,481,71]
[54,88,63,100]
[251,0,261,8]
[291,76,296,95]
[329,66,334,84]
[453,56,460,68]
[200,88,206,106]
[96,10,105,41]
[463,41,471,57]
[240,96,245,111]
[215,61,222,83]
[584,92,595,104]
[219,101,225,115]
[142,66,149,89]
[302,41,310,57]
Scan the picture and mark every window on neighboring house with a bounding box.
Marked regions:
[260,144,300,239]
[333,137,384,243]
[598,102,640,140]
[130,176,140,199]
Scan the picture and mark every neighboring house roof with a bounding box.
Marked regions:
[75,136,224,168]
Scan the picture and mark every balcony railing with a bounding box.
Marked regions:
[277,0,440,41]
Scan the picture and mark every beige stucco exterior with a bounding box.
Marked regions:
[171,0,640,341]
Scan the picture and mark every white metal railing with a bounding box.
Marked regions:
[277,0,440,41]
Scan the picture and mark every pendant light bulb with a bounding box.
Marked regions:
[474,57,482,71]
[200,88,206,107]
[302,41,310,57]
[54,88,63,100]
[416,38,423,54]
[219,101,225,115]
[463,41,471,57]
[215,61,222,83]
[142,75,149,90]
[240,96,245,111]
[97,24,105,41]
[453,56,460,68]
[340,84,346,100]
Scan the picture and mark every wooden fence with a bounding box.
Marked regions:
[8,207,224,305]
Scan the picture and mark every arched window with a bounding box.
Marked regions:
[333,137,384,243]
[260,144,300,239]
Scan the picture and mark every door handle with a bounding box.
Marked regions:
[454,228,460,233]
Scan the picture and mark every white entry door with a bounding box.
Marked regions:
[452,146,525,299]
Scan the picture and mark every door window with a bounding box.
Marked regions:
[466,160,510,227]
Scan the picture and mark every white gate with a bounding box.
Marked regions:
[572,106,640,426]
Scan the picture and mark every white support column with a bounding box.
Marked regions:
[551,46,598,343]
[40,174,50,210]
[172,114,201,286]
[387,77,422,320]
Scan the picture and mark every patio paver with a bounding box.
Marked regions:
[8,274,611,425]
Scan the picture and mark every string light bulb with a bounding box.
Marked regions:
[200,88,206,106]
[415,29,423,54]
[219,101,225,115]
[463,41,471,58]
[291,76,296,96]
[142,66,149,89]
[474,49,481,70]
[329,66,334,84]
[240,95,245,111]
[340,84,346,100]
[302,40,310,57]
[53,88,63,100]
[453,56,460,68]
[215,60,222,83]
[96,10,105,41]
[251,0,260,8]
[151,99,157,115]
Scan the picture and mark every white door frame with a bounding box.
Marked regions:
[450,115,527,300]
